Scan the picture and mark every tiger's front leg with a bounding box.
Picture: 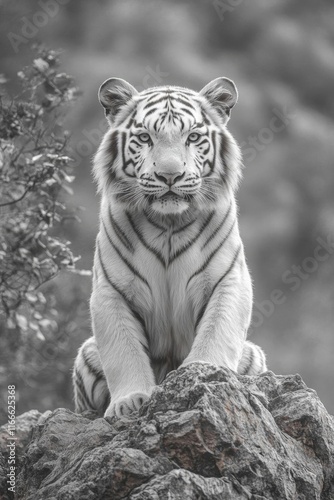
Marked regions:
[182,250,252,371]
[91,286,155,418]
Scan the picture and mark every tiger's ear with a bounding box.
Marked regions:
[200,77,238,122]
[98,77,138,121]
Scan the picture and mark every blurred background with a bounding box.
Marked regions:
[0,0,333,419]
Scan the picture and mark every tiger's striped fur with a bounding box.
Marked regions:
[73,77,267,417]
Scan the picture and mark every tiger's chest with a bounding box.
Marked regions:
[120,214,231,361]
[132,224,201,359]
[99,200,238,372]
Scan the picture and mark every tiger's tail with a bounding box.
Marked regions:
[72,337,109,415]
[238,340,267,375]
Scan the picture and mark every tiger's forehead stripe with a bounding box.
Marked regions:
[142,96,171,110]
[117,85,222,136]
[177,107,195,118]
[192,122,206,129]
[135,91,203,134]
[141,93,197,112]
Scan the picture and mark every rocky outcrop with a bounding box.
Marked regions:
[1,363,334,499]
[0,409,44,500]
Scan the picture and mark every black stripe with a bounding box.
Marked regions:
[123,110,137,129]
[102,219,151,291]
[126,211,166,267]
[169,210,215,263]
[179,107,195,117]
[105,131,118,183]
[192,122,205,129]
[201,109,211,125]
[219,131,230,175]
[141,90,164,98]
[116,104,137,127]
[202,130,216,177]
[173,97,195,108]
[143,211,167,232]
[76,392,87,411]
[172,218,197,235]
[82,344,104,379]
[108,209,134,253]
[74,369,94,410]
[187,219,236,288]
[143,96,168,110]
[199,145,211,155]
[195,246,242,328]
[97,243,149,343]
[197,138,209,148]
[202,203,232,249]
[121,132,136,177]
[131,139,142,148]
[143,107,158,118]
[81,346,107,402]
[201,102,221,128]
[136,159,144,173]
[121,131,127,173]
[153,118,159,131]
[125,118,135,129]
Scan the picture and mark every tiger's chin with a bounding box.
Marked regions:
[150,196,190,215]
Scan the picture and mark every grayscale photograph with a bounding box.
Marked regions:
[0,1,333,498]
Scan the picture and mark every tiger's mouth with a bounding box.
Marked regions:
[152,193,195,206]
[144,190,196,215]
[159,191,182,200]
[145,189,196,214]
[146,191,191,202]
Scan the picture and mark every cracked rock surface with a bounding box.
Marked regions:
[1,363,333,499]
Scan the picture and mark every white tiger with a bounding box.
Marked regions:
[73,76,267,418]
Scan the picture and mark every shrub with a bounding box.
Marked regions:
[0,47,89,417]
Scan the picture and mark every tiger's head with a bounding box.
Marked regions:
[94,77,242,215]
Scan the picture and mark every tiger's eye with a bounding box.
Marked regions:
[138,133,151,143]
[188,132,201,142]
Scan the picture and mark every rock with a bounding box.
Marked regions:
[1,363,333,499]
[0,409,45,459]
[0,409,46,499]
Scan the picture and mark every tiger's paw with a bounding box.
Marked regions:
[104,391,151,418]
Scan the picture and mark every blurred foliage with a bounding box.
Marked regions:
[0,47,89,422]
[0,48,81,325]
[0,0,333,416]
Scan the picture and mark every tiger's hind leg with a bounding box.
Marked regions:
[73,336,110,416]
[237,340,267,375]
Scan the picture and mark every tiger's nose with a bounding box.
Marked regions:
[154,171,185,186]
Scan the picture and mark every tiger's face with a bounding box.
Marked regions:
[94,78,242,215]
